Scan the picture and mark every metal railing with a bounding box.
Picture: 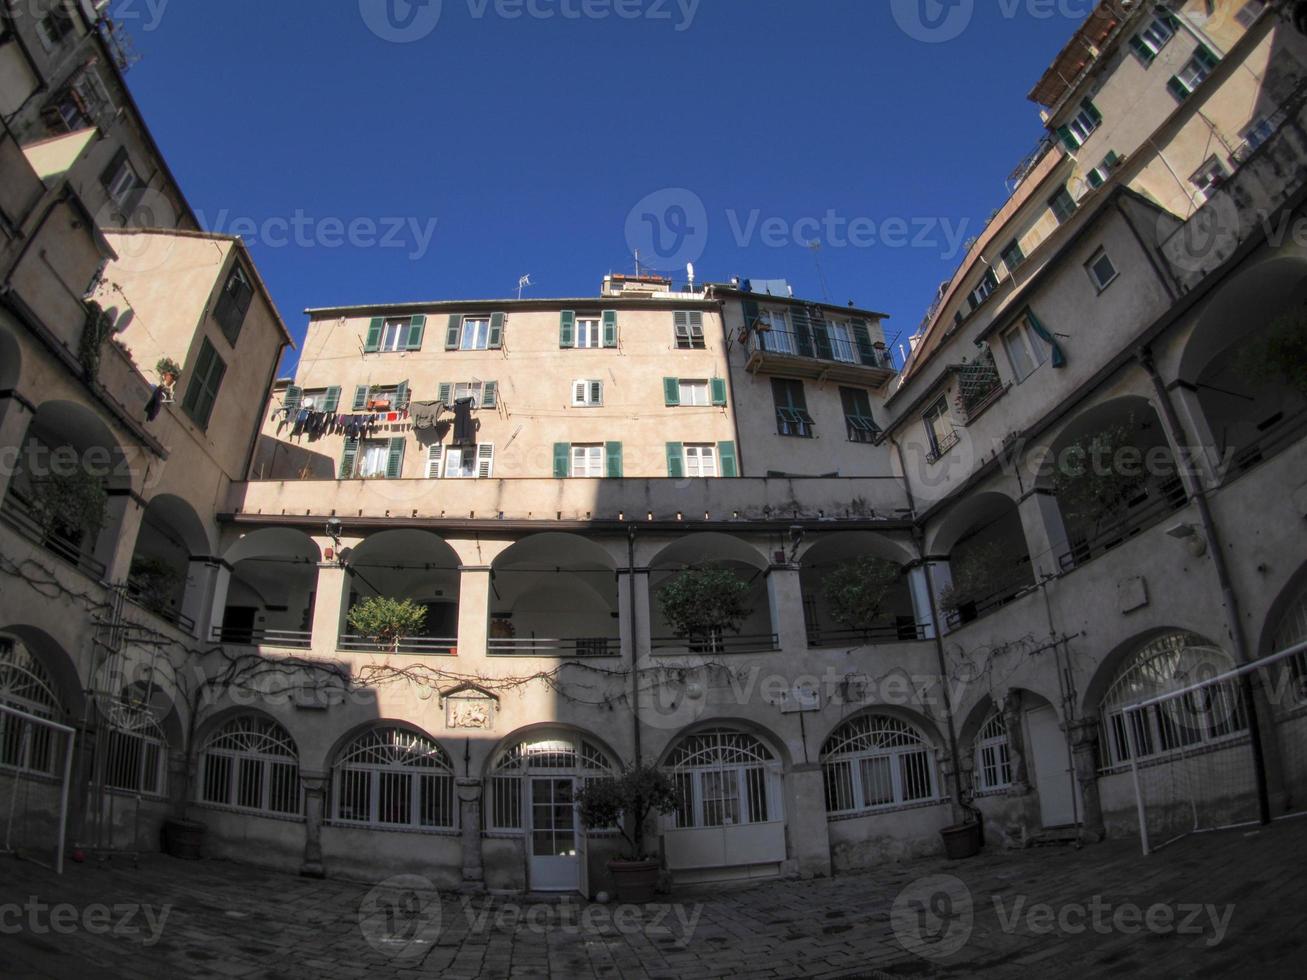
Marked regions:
[488,637,618,658]
[1056,477,1188,573]
[124,585,195,634]
[0,495,107,579]
[339,634,457,656]
[807,621,929,648]
[651,633,780,655]
[944,563,1037,631]
[748,329,895,371]
[212,627,313,649]
[1220,407,1307,484]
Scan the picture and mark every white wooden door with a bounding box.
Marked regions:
[1025,705,1079,828]
[528,777,579,891]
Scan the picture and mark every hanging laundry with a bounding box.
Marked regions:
[452,397,476,446]
[410,401,442,430]
[144,385,165,422]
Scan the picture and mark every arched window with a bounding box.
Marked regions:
[974,711,1011,792]
[332,727,454,830]
[101,697,167,796]
[1099,632,1244,768]
[487,733,615,831]
[664,729,782,829]
[1274,583,1307,685]
[199,716,302,816]
[821,715,938,815]
[0,635,62,775]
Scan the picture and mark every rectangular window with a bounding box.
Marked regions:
[460,317,490,350]
[1190,156,1228,202]
[1002,315,1051,382]
[36,6,76,49]
[678,379,709,406]
[757,309,795,353]
[840,387,879,444]
[444,445,478,479]
[968,268,999,310]
[379,317,410,352]
[771,378,814,438]
[453,381,483,405]
[1130,14,1176,64]
[213,263,254,345]
[1239,116,1276,155]
[1067,100,1102,144]
[1169,47,1218,102]
[575,318,602,349]
[684,444,718,478]
[182,339,226,429]
[572,379,602,406]
[1086,151,1121,190]
[827,319,857,363]
[1086,248,1119,290]
[1049,185,1078,224]
[357,440,390,479]
[570,444,604,478]
[70,69,114,125]
[674,312,705,349]
[923,397,957,458]
[1236,0,1266,28]
[104,155,140,207]
[1000,239,1026,275]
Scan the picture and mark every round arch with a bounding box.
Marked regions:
[128,494,214,634]
[1258,561,1307,659]
[926,492,1033,629]
[194,711,303,817]
[343,530,462,645]
[0,626,85,724]
[646,534,774,650]
[327,721,456,830]
[217,528,322,644]
[798,532,922,646]
[491,534,619,655]
[817,709,946,817]
[926,491,1021,557]
[0,320,21,393]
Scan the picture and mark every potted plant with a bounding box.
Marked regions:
[128,555,183,617]
[937,540,1010,618]
[156,356,182,397]
[1051,417,1150,546]
[822,555,902,639]
[575,764,681,902]
[347,596,427,652]
[28,470,108,552]
[657,565,752,653]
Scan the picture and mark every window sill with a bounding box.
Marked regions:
[194,802,306,824]
[826,797,949,822]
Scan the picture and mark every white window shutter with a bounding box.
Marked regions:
[573,380,587,405]
[477,443,495,479]
[425,444,443,479]
[590,380,602,405]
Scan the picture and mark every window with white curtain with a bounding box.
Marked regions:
[357,440,389,478]
[684,444,717,478]
[821,715,938,816]
[571,444,604,478]
[199,716,302,816]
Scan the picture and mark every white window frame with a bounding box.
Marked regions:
[72,69,114,120]
[1086,248,1119,291]
[331,728,457,831]
[1067,105,1100,144]
[199,717,302,817]
[460,316,490,351]
[684,444,718,478]
[1190,156,1228,202]
[827,319,857,363]
[570,444,604,478]
[821,716,939,816]
[1235,0,1265,29]
[1239,116,1276,155]
[106,157,140,207]
[674,312,705,350]
[758,309,794,353]
[974,712,1012,792]
[678,379,710,407]
[664,730,782,830]
[575,318,602,349]
[380,317,408,352]
[357,439,390,478]
[487,735,615,833]
[1173,55,1212,98]
[923,397,958,458]
[1001,315,1050,383]
[0,636,63,776]
[453,381,483,404]
[1135,16,1175,59]
[572,379,603,407]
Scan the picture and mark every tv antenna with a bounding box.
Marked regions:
[517,274,533,300]
[807,240,831,302]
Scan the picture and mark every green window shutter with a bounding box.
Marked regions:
[352,385,369,411]
[1088,169,1105,189]
[405,314,426,351]
[385,437,406,479]
[481,380,498,409]
[850,320,877,365]
[488,311,505,349]
[395,380,410,410]
[553,443,570,479]
[1195,44,1218,71]
[742,299,760,333]
[605,441,623,478]
[1129,35,1155,65]
[283,385,303,412]
[339,438,358,479]
[437,382,453,407]
[1167,76,1189,102]
[710,377,727,406]
[445,314,462,350]
[320,386,341,413]
[665,442,684,479]
[1082,99,1102,125]
[663,377,680,406]
[718,441,738,478]
[1056,126,1079,152]
[602,310,618,348]
[365,318,383,353]
[559,310,575,348]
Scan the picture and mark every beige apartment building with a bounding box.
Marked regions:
[3,0,1307,898]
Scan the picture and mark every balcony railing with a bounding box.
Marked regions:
[339,634,457,656]
[124,586,195,634]
[1220,406,1307,485]
[212,627,313,649]
[944,561,1037,631]
[807,621,928,648]
[651,633,780,655]
[488,637,618,658]
[1056,477,1188,573]
[748,329,895,371]
[0,494,107,579]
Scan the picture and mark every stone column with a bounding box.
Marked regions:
[309,563,348,655]
[0,394,34,501]
[181,556,220,640]
[786,764,832,878]
[766,563,807,652]
[101,492,146,584]
[456,566,491,659]
[1164,383,1222,491]
[300,772,328,878]
[906,564,937,639]
[457,777,485,890]
[1066,718,1105,842]
[1017,488,1070,580]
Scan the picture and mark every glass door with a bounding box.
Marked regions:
[529,777,578,891]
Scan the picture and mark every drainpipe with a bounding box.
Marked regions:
[1138,347,1271,825]
[890,435,964,813]
[627,524,642,766]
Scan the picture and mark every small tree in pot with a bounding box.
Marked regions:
[29,470,108,554]
[822,555,902,638]
[347,596,427,652]
[575,764,681,902]
[657,565,752,652]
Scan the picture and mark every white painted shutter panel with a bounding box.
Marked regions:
[477,443,495,479]
[425,444,443,479]
[573,380,587,405]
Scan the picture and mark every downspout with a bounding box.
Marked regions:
[627,525,642,766]
[1138,347,1271,825]
[890,435,964,813]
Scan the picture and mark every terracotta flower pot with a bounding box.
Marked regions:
[607,859,660,903]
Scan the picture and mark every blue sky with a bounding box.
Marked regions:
[122,0,1081,371]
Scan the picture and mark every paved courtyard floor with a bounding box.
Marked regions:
[3,818,1307,979]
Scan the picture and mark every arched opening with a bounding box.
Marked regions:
[490,534,619,657]
[0,323,21,433]
[930,493,1034,630]
[1044,396,1185,571]
[485,728,619,893]
[330,724,455,830]
[819,714,941,816]
[126,494,212,635]
[197,714,302,817]
[647,534,774,654]
[1178,256,1307,481]
[0,633,69,776]
[659,725,787,879]
[342,530,461,655]
[2,400,130,578]
[217,529,321,648]
[798,532,923,647]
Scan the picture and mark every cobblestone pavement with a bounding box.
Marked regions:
[3,819,1306,979]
